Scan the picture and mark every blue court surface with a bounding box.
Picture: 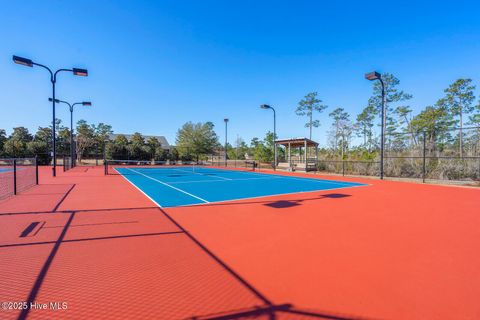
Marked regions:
[115,166,367,208]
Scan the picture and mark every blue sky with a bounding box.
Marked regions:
[1,0,479,147]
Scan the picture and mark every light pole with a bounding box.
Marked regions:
[49,98,91,167]
[365,71,386,179]
[13,55,88,176]
[260,104,277,170]
[224,118,229,167]
[236,134,239,161]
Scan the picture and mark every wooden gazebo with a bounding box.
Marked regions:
[275,137,319,171]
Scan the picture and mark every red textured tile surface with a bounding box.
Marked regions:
[0,166,479,319]
[29,233,263,319]
[169,173,480,320]
[0,245,55,320]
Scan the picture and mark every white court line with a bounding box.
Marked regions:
[115,167,368,209]
[126,168,209,203]
[169,176,282,185]
[229,170,367,186]
[170,183,368,208]
[145,166,364,187]
[192,166,260,176]
[173,167,232,181]
[114,168,165,208]
[131,166,364,187]
[205,169,364,187]
[277,175,365,186]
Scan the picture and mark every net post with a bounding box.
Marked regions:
[103,144,106,169]
[104,160,108,175]
[13,159,17,195]
[35,156,39,185]
[73,143,76,168]
[63,155,66,172]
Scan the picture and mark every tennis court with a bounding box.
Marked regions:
[1,166,479,319]
[111,165,367,208]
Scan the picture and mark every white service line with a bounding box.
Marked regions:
[173,168,232,181]
[201,168,362,186]
[114,168,165,208]
[199,168,261,177]
[258,173,365,186]
[170,183,368,208]
[127,168,209,203]
[169,176,282,184]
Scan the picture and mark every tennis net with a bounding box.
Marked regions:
[104,159,256,175]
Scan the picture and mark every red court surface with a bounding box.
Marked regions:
[0,166,479,319]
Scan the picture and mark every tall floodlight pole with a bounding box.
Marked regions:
[49,98,91,167]
[13,55,88,177]
[365,71,386,179]
[260,104,277,170]
[224,118,229,167]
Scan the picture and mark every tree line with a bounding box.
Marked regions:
[294,75,479,160]
[223,75,479,163]
[0,120,113,164]
[1,75,479,165]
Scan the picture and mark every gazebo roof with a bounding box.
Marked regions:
[275,137,318,147]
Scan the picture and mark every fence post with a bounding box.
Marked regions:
[35,156,39,185]
[13,159,17,195]
[103,144,106,168]
[422,131,426,183]
[73,143,77,168]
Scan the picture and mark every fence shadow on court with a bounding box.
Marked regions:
[175,193,353,210]
[188,303,373,319]
[264,193,351,209]
[0,172,371,320]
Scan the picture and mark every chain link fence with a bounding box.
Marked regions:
[0,158,38,200]
[384,127,479,182]
[311,127,479,184]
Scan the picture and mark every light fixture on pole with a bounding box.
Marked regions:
[260,104,277,170]
[365,71,385,179]
[13,55,88,177]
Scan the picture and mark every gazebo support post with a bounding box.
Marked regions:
[288,142,291,167]
[304,139,307,165]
